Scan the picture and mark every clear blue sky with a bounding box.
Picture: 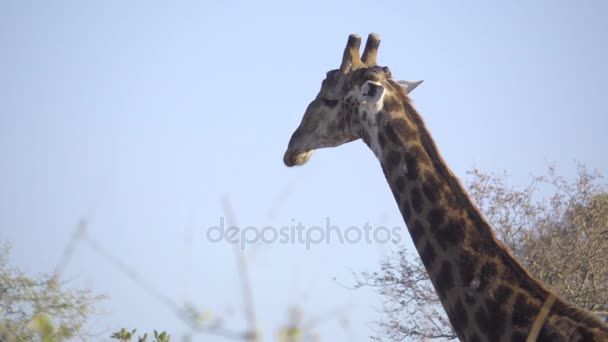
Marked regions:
[1,1,607,341]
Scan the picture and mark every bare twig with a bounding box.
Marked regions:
[527,294,556,342]
[223,197,259,341]
[52,219,87,280]
[84,232,248,340]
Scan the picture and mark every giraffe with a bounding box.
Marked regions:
[283,33,608,342]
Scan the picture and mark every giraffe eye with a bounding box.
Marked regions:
[322,99,339,109]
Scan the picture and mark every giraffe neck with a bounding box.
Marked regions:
[356,82,608,341]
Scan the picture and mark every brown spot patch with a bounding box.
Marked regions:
[482,298,506,341]
[385,117,414,145]
[494,284,513,304]
[420,242,436,268]
[422,175,441,203]
[427,208,445,227]
[403,154,418,181]
[436,261,454,299]
[512,293,538,327]
[459,249,476,285]
[479,260,498,290]
[469,235,494,257]
[435,218,465,250]
[408,144,426,159]
[385,150,401,172]
[405,145,426,180]
[410,187,423,213]
[469,211,496,242]
[409,219,425,246]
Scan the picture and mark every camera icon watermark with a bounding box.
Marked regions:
[205,217,403,250]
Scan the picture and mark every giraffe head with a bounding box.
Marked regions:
[284,33,422,167]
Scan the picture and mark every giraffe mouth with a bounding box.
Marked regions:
[283,150,313,167]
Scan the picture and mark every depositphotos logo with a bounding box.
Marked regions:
[205,217,403,250]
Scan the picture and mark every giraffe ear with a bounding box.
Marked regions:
[360,81,385,104]
[397,80,424,94]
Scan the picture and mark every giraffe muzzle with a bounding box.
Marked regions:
[283,149,313,167]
